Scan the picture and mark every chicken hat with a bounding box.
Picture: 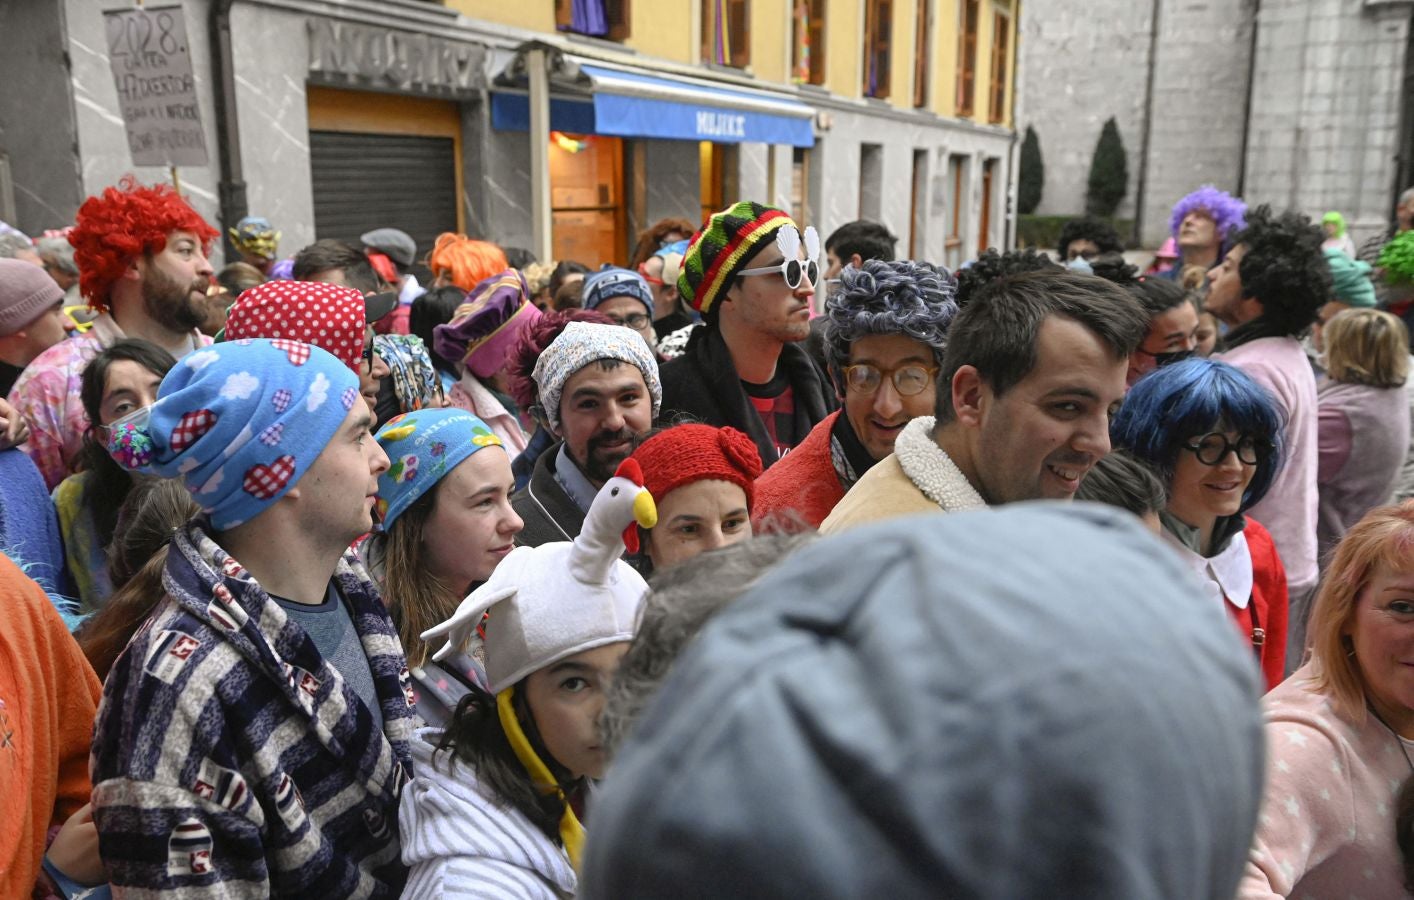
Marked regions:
[423,457,658,869]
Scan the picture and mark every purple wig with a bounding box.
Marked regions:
[1168,186,1247,255]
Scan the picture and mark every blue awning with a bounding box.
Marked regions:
[492,59,815,147]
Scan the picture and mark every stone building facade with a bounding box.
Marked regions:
[1017,0,1413,249]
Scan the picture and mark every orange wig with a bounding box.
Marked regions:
[69,175,217,312]
[428,233,509,293]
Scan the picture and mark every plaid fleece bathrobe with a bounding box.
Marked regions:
[90,519,416,898]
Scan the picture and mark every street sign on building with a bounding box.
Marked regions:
[103,5,209,168]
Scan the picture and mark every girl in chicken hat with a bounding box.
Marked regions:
[399,457,658,893]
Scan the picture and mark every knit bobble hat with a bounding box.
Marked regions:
[224,280,367,374]
[1324,248,1376,308]
[678,202,796,315]
[582,265,655,318]
[631,424,763,512]
[0,258,63,336]
[434,269,543,379]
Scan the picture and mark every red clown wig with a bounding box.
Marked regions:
[69,175,218,312]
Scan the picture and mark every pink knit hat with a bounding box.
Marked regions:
[0,258,63,337]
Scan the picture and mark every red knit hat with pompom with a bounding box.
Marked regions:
[631,424,763,512]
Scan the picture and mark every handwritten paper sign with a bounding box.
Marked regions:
[103,5,209,167]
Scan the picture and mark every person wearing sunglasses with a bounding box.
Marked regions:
[1126,276,1201,386]
[582,265,661,357]
[1112,356,1291,690]
[659,202,837,470]
[755,259,958,529]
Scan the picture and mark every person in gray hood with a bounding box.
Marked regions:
[582,503,1266,900]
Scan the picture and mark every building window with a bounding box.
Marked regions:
[956,0,979,117]
[859,143,884,220]
[863,0,893,99]
[989,11,1012,123]
[792,146,814,224]
[556,0,631,42]
[791,0,826,85]
[978,158,996,256]
[945,153,966,269]
[703,0,750,68]
[909,148,927,258]
[912,0,930,108]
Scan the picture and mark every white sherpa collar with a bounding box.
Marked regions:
[893,417,987,513]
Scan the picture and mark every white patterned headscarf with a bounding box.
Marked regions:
[531,321,662,431]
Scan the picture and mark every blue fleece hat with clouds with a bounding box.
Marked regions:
[106,338,361,530]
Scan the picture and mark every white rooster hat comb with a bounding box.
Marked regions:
[425,458,657,693]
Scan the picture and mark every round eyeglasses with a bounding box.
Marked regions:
[604,312,652,331]
[1182,432,1272,466]
[841,364,939,397]
[737,256,820,291]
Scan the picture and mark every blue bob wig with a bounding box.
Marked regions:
[1110,357,1285,513]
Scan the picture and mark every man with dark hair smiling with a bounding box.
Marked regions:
[1207,205,1331,667]
[821,270,1147,534]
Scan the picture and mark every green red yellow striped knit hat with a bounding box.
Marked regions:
[678,202,797,315]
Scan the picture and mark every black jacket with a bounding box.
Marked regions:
[510,442,585,547]
[658,327,838,468]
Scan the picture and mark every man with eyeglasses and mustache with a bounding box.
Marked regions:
[511,320,661,547]
[755,259,959,529]
[660,202,837,470]
[8,177,218,489]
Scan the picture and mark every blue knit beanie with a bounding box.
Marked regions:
[373,408,504,528]
[582,265,655,318]
[106,338,362,530]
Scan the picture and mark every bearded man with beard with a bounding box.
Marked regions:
[510,320,661,546]
[8,176,217,488]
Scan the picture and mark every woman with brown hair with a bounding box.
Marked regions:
[1240,502,1414,897]
[361,407,523,727]
[627,216,695,269]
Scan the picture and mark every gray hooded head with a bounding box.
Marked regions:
[583,503,1264,900]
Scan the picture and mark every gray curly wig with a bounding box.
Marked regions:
[823,259,960,389]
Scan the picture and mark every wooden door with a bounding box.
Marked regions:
[550,134,625,266]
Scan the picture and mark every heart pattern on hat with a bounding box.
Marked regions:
[269,339,310,366]
[341,386,359,411]
[258,423,284,447]
[242,455,296,500]
[170,409,218,454]
[272,389,292,413]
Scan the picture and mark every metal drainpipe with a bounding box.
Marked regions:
[210,0,247,260]
[1133,0,1162,248]
[1235,0,1262,198]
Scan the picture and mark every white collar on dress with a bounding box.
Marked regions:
[1165,529,1254,609]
